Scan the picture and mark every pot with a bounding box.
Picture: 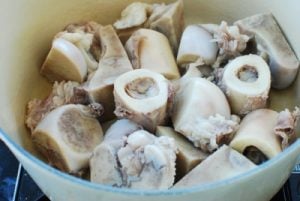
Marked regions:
[0,0,299,200]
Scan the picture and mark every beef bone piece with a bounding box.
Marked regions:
[174,145,256,188]
[32,104,104,173]
[114,69,171,133]
[56,21,102,74]
[230,108,300,162]
[114,0,184,54]
[85,25,133,121]
[26,81,90,132]
[40,22,102,83]
[172,77,239,152]
[40,38,88,83]
[235,13,300,89]
[145,0,184,54]
[90,122,177,190]
[177,25,218,66]
[125,28,180,80]
[220,54,271,115]
[156,126,208,179]
[230,109,282,160]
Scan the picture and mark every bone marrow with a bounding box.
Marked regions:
[114,69,170,132]
[220,54,271,115]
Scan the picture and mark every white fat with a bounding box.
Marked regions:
[118,146,143,176]
[126,130,155,150]
[144,144,167,170]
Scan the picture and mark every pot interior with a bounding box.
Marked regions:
[0,0,299,159]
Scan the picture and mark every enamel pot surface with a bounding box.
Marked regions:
[0,0,299,201]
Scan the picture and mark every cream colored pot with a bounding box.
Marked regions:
[0,0,300,201]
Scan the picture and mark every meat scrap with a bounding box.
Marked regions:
[203,21,251,67]
[213,21,250,57]
[114,0,184,53]
[180,114,240,153]
[26,81,90,132]
[275,107,300,149]
[113,2,153,29]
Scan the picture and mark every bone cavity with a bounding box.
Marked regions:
[230,109,282,159]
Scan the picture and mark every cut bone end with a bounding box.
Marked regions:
[90,142,123,186]
[32,104,103,173]
[125,77,159,99]
[125,29,180,80]
[114,69,169,132]
[230,109,282,159]
[222,54,271,115]
[172,77,231,129]
[177,25,218,66]
[41,38,88,83]
[237,65,258,83]
[56,21,102,74]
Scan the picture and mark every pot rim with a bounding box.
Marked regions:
[1,128,299,196]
